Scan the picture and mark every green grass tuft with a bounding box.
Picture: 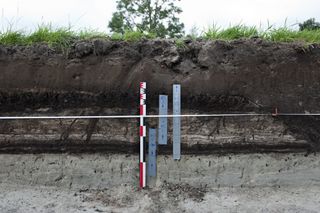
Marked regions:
[268,28,320,43]
[0,25,110,48]
[78,29,108,40]
[204,25,259,40]
[26,25,75,47]
[110,31,156,42]
[203,24,320,43]
[110,33,123,41]
[0,30,26,45]
[123,30,144,42]
[123,30,156,42]
[175,39,187,49]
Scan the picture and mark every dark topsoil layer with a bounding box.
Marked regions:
[1,38,320,154]
[1,38,320,112]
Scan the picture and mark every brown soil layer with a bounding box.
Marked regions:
[0,39,320,154]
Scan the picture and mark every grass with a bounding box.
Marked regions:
[110,31,156,41]
[203,24,320,43]
[0,30,25,45]
[268,28,320,43]
[0,24,109,47]
[0,25,156,46]
[27,25,75,47]
[175,38,187,49]
[1,24,320,47]
[203,25,259,40]
[78,29,108,40]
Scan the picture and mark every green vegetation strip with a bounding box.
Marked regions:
[1,24,320,46]
[203,25,320,43]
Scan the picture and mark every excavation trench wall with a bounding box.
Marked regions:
[0,38,320,153]
[1,39,320,211]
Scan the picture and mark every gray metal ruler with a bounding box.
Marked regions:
[148,128,157,177]
[158,95,168,145]
[173,84,181,160]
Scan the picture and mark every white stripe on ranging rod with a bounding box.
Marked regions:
[0,113,319,120]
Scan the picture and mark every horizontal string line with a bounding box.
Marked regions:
[0,113,318,120]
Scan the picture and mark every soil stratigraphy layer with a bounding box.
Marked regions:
[0,39,320,153]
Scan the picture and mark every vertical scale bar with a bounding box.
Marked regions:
[148,128,157,177]
[158,95,168,145]
[139,82,147,188]
[173,84,181,160]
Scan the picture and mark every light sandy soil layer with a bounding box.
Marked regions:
[0,153,319,212]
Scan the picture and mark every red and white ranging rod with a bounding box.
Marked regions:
[139,82,147,188]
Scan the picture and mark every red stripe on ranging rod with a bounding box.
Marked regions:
[140,82,146,89]
[140,105,144,115]
[140,94,146,99]
[140,126,144,137]
[140,126,142,136]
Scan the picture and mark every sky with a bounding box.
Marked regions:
[1,0,320,33]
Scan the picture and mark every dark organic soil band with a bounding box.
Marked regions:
[0,140,311,155]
